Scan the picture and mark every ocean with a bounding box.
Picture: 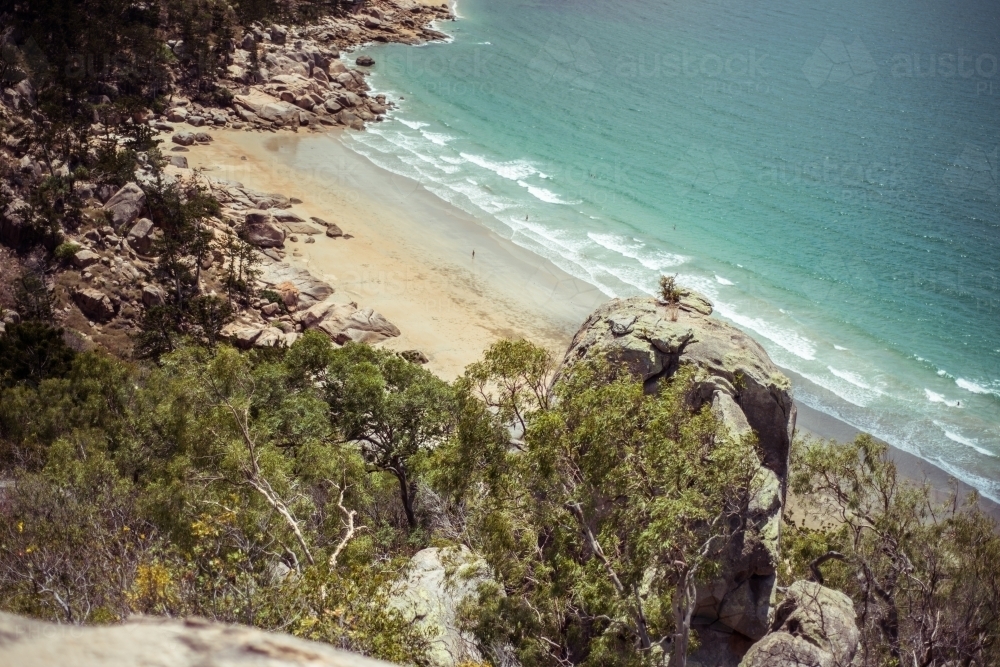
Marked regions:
[342,0,1000,499]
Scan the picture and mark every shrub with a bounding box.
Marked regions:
[53,242,82,263]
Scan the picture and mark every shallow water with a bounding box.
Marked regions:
[342,0,1000,499]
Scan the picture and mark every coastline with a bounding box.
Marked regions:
[179,127,1000,520]
[185,128,605,380]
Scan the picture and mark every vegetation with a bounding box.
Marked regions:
[782,435,1000,667]
[443,356,761,667]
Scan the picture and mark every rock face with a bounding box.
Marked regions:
[739,581,860,667]
[73,288,115,322]
[560,294,796,666]
[0,611,400,667]
[102,182,146,229]
[391,547,488,667]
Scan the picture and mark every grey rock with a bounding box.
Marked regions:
[269,25,287,45]
[254,327,287,348]
[194,132,212,143]
[168,155,189,169]
[401,349,429,364]
[337,91,364,108]
[561,294,797,662]
[272,210,306,223]
[356,54,376,66]
[0,611,399,667]
[337,110,364,130]
[102,182,146,229]
[739,581,860,667]
[73,288,115,322]
[293,297,399,344]
[258,263,334,310]
[284,222,323,235]
[141,284,166,307]
[127,218,156,255]
[242,210,286,249]
[172,132,195,146]
[186,115,206,127]
[390,547,488,667]
[72,249,100,269]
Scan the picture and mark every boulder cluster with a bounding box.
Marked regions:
[157,1,454,134]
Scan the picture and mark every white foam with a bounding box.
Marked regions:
[715,274,734,285]
[516,181,577,205]
[587,233,687,271]
[956,378,997,396]
[932,457,1000,503]
[421,131,455,146]
[712,302,817,361]
[925,389,961,407]
[828,366,873,390]
[397,118,429,130]
[798,371,869,407]
[834,345,848,351]
[933,422,997,457]
[460,153,537,181]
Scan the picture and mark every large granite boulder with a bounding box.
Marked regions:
[102,182,146,229]
[234,92,301,125]
[739,581,860,667]
[0,611,399,667]
[294,297,400,345]
[73,288,115,322]
[242,210,285,248]
[126,218,156,254]
[560,294,796,665]
[258,262,334,310]
[390,547,489,667]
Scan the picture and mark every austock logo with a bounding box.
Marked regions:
[527,35,603,91]
[667,145,742,198]
[803,36,877,90]
[944,144,998,200]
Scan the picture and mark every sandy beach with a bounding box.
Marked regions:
[184,127,605,381]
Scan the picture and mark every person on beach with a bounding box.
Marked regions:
[472,250,475,259]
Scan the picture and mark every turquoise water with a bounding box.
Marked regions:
[345,0,1000,499]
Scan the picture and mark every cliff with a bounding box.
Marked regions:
[558,292,796,666]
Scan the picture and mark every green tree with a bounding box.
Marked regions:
[0,322,76,388]
[445,344,760,667]
[325,344,456,531]
[786,434,1000,667]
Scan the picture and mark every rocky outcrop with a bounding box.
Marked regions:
[103,182,146,229]
[294,297,400,345]
[0,611,399,667]
[258,262,335,311]
[560,293,796,666]
[73,288,116,322]
[242,210,286,248]
[739,581,860,667]
[390,547,489,667]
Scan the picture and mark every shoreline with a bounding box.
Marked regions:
[185,128,605,380]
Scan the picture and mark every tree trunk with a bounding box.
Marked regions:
[395,466,417,530]
[669,571,698,667]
